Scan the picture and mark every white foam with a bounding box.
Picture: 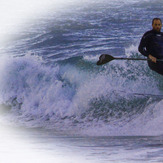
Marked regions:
[0,52,162,136]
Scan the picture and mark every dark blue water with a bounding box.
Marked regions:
[0,0,163,162]
[5,0,161,58]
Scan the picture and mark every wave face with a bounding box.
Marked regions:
[0,0,163,136]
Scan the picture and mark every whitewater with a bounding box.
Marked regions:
[0,0,163,162]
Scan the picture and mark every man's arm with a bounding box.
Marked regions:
[138,34,150,57]
[138,32,157,63]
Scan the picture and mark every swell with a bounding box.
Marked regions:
[0,52,162,136]
[1,0,163,136]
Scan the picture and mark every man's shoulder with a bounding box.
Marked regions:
[142,30,154,39]
[143,30,153,36]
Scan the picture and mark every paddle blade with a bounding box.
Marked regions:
[96,54,115,65]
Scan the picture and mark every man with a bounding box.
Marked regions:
[138,18,163,75]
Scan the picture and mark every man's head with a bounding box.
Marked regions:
[152,18,162,32]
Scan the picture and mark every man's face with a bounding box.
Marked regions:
[152,20,162,32]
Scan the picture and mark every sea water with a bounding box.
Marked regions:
[0,0,163,162]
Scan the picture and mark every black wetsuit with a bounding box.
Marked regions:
[138,29,163,75]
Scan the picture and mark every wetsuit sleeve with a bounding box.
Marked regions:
[138,34,150,57]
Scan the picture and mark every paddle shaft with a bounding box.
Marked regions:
[96,54,163,65]
[114,57,163,61]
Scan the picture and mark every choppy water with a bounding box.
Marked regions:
[0,0,163,162]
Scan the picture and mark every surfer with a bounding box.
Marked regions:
[138,18,163,75]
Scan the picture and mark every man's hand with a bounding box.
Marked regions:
[149,54,157,63]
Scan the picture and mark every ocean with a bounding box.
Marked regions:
[0,0,163,162]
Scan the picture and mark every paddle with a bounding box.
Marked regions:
[96,54,163,65]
